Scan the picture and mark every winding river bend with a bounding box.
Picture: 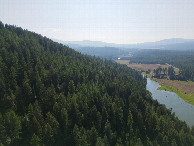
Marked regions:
[146,78,194,127]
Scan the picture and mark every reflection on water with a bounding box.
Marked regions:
[146,78,194,127]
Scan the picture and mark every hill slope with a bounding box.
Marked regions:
[0,22,194,145]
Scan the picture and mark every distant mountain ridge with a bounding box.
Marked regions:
[53,38,194,50]
[135,38,194,50]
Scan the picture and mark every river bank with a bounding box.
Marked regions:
[115,60,194,105]
[146,78,194,127]
[157,83,194,105]
[144,73,194,105]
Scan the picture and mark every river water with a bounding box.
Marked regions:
[146,78,194,127]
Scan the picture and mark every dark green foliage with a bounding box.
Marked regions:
[168,66,176,80]
[0,22,194,145]
[152,66,176,79]
[0,111,21,145]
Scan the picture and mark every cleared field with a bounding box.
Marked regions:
[155,79,194,94]
[116,60,130,65]
[116,60,168,71]
[157,82,194,105]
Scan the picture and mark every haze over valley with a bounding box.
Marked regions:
[1,0,194,145]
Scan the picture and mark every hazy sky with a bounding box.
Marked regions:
[1,0,194,44]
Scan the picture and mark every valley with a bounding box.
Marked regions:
[116,59,194,126]
[116,59,194,105]
[1,0,194,145]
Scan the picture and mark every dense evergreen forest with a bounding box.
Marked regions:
[130,50,194,81]
[0,22,194,145]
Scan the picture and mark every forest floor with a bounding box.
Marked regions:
[116,59,194,105]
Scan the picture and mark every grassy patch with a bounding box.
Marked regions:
[115,60,130,65]
[174,67,179,75]
[155,79,194,94]
[172,80,194,86]
[142,72,147,76]
[116,60,163,71]
[158,83,194,105]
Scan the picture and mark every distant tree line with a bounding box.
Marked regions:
[151,66,176,80]
[0,22,194,145]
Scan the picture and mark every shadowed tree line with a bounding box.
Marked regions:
[151,66,176,80]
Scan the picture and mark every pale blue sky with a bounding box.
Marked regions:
[0,0,194,44]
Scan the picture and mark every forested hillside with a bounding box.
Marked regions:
[130,49,194,81]
[0,22,194,145]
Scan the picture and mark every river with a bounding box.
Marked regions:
[146,78,194,127]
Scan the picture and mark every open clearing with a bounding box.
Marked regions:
[115,60,169,71]
[155,79,194,94]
